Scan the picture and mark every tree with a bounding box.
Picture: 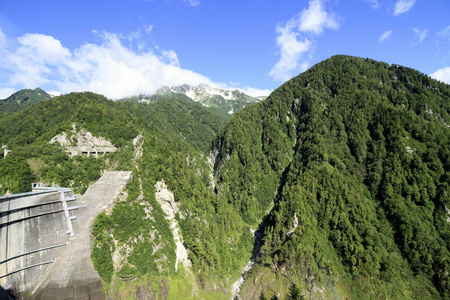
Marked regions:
[286,283,303,300]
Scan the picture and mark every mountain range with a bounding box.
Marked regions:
[121,84,264,119]
[0,84,264,121]
[0,55,449,300]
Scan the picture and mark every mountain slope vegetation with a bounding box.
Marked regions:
[0,91,249,298]
[212,55,450,299]
[0,88,52,117]
[1,55,449,300]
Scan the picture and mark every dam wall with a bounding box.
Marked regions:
[0,171,132,299]
[0,188,77,295]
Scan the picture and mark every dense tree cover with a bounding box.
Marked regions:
[0,93,136,193]
[92,131,254,293]
[213,55,450,299]
[286,283,304,300]
[0,143,106,194]
[0,92,226,152]
[147,96,228,152]
[0,152,36,194]
[0,91,248,296]
[0,88,52,117]
[0,91,228,193]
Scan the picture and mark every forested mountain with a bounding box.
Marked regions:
[0,93,226,194]
[1,55,449,300]
[0,88,52,117]
[212,55,450,299]
[0,91,249,299]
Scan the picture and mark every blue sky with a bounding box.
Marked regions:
[0,0,449,99]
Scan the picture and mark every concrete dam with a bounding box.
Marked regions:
[0,171,132,299]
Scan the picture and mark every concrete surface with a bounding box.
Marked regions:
[0,171,131,299]
[32,171,131,300]
[0,189,75,296]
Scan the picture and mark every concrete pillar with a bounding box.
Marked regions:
[2,145,11,158]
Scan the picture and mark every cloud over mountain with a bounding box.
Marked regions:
[0,30,269,99]
[431,67,450,84]
[269,0,339,82]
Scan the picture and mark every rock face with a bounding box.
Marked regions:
[168,84,259,104]
[155,181,180,217]
[51,130,114,148]
[154,180,198,296]
[50,124,117,156]
[154,181,188,272]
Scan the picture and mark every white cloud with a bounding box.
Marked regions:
[393,0,416,15]
[269,0,339,82]
[379,30,393,42]
[431,67,450,84]
[0,30,269,99]
[237,87,271,97]
[47,90,63,97]
[0,27,6,48]
[227,82,272,97]
[437,25,450,39]
[1,31,213,99]
[183,0,200,7]
[413,28,427,44]
[269,22,312,82]
[4,34,73,88]
[366,0,380,9]
[18,34,71,65]
[161,50,180,67]
[299,0,339,34]
[0,87,16,99]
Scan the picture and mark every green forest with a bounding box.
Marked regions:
[0,88,52,117]
[214,56,450,299]
[0,55,449,299]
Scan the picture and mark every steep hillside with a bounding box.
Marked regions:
[0,92,225,152]
[0,92,226,195]
[0,88,52,116]
[2,56,449,300]
[0,92,248,299]
[212,55,450,299]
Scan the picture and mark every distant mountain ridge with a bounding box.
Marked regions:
[167,84,261,103]
[121,84,266,118]
[1,88,52,104]
[0,88,52,116]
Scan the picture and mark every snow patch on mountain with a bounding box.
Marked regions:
[168,84,252,102]
[122,84,268,115]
